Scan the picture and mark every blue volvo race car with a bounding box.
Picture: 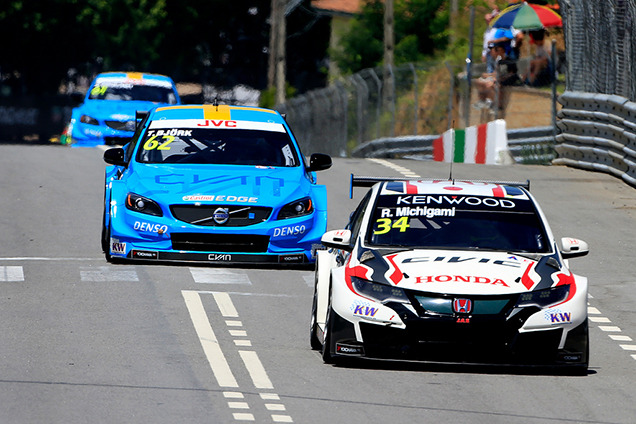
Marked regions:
[67,72,180,146]
[101,104,332,265]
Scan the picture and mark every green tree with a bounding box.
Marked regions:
[332,0,447,75]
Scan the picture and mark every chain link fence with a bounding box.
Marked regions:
[560,0,636,102]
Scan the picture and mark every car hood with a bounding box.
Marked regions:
[76,99,163,122]
[126,163,310,207]
[347,248,573,295]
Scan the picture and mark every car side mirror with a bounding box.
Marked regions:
[307,153,332,172]
[103,147,126,166]
[321,229,352,251]
[560,237,589,259]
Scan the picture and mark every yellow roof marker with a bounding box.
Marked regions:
[203,104,231,120]
[126,72,144,79]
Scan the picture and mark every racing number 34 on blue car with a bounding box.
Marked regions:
[102,103,331,265]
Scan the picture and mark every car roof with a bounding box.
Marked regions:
[375,179,531,199]
[93,72,176,88]
[150,104,285,124]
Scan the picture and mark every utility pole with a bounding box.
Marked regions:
[268,0,286,105]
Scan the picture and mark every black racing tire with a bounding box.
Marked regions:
[103,222,113,263]
[310,286,322,351]
[321,299,335,364]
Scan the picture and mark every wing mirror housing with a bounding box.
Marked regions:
[307,153,332,172]
[321,229,353,251]
[560,237,589,259]
[103,147,126,166]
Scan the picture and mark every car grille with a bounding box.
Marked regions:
[171,233,270,252]
[105,120,135,131]
[171,205,272,227]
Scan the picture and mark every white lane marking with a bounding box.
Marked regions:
[213,292,239,317]
[620,345,636,351]
[302,275,314,287]
[190,268,251,285]
[195,291,294,421]
[80,266,138,282]
[368,158,421,178]
[589,316,611,323]
[0,266,24,282]
[228,402,250,409]
[224,392,244,399]
[609,335,633,342]
[233,413,255,421]
[599,325,622,332]
[260,394,280,401]
[182,290,238,388]
[587,306,601,314]
[239,350,274,389]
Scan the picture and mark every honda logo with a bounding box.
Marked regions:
[453,298,472,314]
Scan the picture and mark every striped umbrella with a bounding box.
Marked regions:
[490,2,562,30]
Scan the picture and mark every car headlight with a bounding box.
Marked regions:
[515,285,570,308]
[350,276,410,304]
[125,193,163,217]
[277,197,313,220]
[80,114,99,125]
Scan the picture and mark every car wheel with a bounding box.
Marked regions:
[321,296,335,364]
[310,288,322,350]
[103,223,113,263]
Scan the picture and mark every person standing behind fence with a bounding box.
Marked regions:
[523,29,552,87]
[481,9,500,73]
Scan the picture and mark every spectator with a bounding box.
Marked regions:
[481,9,499,73]
[523,29,552,87]
[473,42,520,111]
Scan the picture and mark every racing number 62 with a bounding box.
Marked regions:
[144,135,175,150]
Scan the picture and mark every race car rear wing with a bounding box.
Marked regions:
[350,174,530,198]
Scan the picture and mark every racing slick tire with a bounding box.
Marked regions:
[321,302,335,364]
[102,222,112,263]
[310,286,322,351]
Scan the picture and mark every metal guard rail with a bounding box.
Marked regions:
[555,91,636,188]
[351,126,556,165]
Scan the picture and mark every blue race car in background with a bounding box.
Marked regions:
[68,72,180,146]
[101,103,332,265]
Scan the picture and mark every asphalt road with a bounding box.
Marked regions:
[1,144,635,423]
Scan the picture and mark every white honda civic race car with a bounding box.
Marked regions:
[310,176,590,372]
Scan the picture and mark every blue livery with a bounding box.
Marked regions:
[101,104,332,265]
[68,72,180,146]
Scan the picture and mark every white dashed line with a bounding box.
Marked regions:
[182,290,238,388]
[239,350,274,389]
[80,266,138,282]
[598,325,622,332]
[589,316,611,323]
[0,266,24,282]
[609,335,633,342]
[213,292,239,317]
[368,158,421,178]
[190,268,252,285]
[187,288,294,421]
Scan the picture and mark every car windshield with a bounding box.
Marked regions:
[88,82,178,104]
[136,127,299,166]
[366,192,550,253]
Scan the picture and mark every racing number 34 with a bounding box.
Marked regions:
[144,135,175,150]
[373,217,410,235]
